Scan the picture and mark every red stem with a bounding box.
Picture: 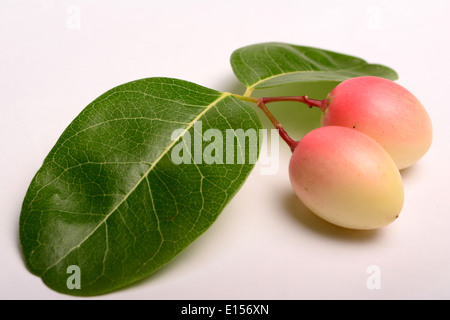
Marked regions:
[260,96,328,112]
[277,125,298,152]
[257,100,298,152]
[236,94,327,152]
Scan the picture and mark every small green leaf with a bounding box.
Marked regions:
[20,77,261,296]
[231,42,398,94]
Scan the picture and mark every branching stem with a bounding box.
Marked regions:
[256,100,298,152]
[260,96,328,112]
[233,93,328,152]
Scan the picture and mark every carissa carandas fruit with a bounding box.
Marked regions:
[237,92,406,230]
[288,126,404,229]
[320,76,432,170]
[259,76,432,170]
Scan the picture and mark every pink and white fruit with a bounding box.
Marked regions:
[321,76,432,170]
[289,126,404,230]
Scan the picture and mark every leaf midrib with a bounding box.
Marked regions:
[41,91,231,276]
[246,62,368,90]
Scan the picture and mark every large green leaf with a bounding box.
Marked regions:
[20,77,261,296]
[231,42,398,94]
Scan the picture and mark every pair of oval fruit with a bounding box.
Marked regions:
[288,76,433,230]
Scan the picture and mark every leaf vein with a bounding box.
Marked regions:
[40,92,231,275]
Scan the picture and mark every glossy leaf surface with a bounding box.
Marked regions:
[20,77,261,296]
[231,42,398,93]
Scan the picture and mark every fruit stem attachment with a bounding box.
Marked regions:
[256,100,298,152]
[260,96,328,112]
[232,94,322,152]
[233,94,299,152]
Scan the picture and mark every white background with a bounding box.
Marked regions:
[1,0,449,300]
